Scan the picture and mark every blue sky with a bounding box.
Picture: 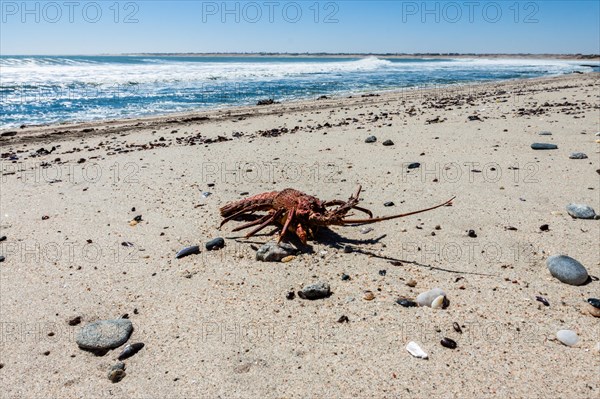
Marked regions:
[1,1,599,54]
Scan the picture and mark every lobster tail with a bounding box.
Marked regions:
[219,191,278,217]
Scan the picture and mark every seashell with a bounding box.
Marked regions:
[556,330,579,346]
[406,341,428,359]
[395,298,417,307]
[118,342,144,360]
[175,245,200,259]
[363,291,375,301]
[431,295,445,309]
[281,255,295,263]
[416,288,446,307]
[129,220,138,226]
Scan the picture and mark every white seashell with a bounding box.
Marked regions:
[416,288,446,307]
[406,341,428,359]
[431,295,446,309]
[556,330,579,346]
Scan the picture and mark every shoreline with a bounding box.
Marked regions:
[2,72,597,146]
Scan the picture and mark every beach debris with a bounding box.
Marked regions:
[569,152,588,159]
[556,330,579,347]
[133,215,142,222]
[256,99,274,105]
[406,341,428,359]
[337,315,350,323]
[68,316,82,326]
[406,279,417,287]
[467,229,477,238]
[416,288,446,307]
[566,203,596,219]
[536,296,550,306]
[286,291,295,300]
[431,295,449,309]
[365,135,377,143]
[467,115,482,121]
[359,226,373,234]
[378,269,387,276]
[107,362,126,383]
[540,224,550,231]
[396,298,417,308]
[41,215,49,220]
[363,291,375,301]
[341,273,351,281]
[407,162,421,169]
[121,241,134,247]
[546,255,589,286]
[440,337,457,349]
[129,220,138,226]
[538,131,552,135]
[220,185,454,244]
[201,191,212,199]
[587,298,600,317]
[205,237,225,251]
[453,322,462,334]
[531,143,558,150]
[343,245,353,253]
[256,242,296,262]
[384,201,394,207]
[281,255,295,263]
[0,256,4,263]
[118,342,145,360]
[298,282,331,300]
[0,236,6,242]
[175,245,201,259]
[382,139,394,146]
[75,319,133,350]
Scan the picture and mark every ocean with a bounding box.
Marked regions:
[0,55,596,129]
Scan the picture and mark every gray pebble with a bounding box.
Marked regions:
[256,242,296,262]
[546,255,589,286]
[365,136,377,143]
[382,139,394,146]
[205,237,225,251]
[298,282,331,300]
[556,330,579,346]
[569,152,588,159]
[107,362,126,383]
[566,203,596,219]
[76,319,133,350]
[538,131,552,136]
[407,162,421,169]
[531,143,558,150]
[416,288,446,307]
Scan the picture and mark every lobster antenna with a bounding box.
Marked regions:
[340,196,456,225]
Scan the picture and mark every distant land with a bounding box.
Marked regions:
[122,52,600,60]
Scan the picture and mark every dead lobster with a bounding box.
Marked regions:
[219,186,454,244]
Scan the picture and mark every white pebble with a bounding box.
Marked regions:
[556,330,579,346]
[406,341,428,359]
[416,288,446,307]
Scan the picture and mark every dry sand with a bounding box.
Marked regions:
[0,73,599,398]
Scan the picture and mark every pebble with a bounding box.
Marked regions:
[538,131,552,136]
[453,322,462,334]
[406,279,417,287]
[363,291,375,301]
[337,315,349,323]
[382,139,394,146]
[365,136,377,143]
[175,245,201,259]
[535,296,550,306]
[566,203,596,219]
[569,152,588,159]
[360,227,373,234]
[546,255,589,286]
[467,230,477,238]
[281,255,295,263]
[343,245,353,253]
[531,143,558,150]
[107,363,126,383]
[416,288,446,307]
[406,341,428,359]
[133,215,142,222]
[378,269,387,276]
[298,282,330,300]
[205,237,225,251]
[587,298,600,317]
[118,342,144,360]
[0,256,4,263]
[0,236,6,242]
[539,224,549,231]
[286,291,295,300]
[256,242,296,262]
[407,162,421,169]
[384,201,394,207]
[341,274,351,281]
[201,192,212,198]
[556,330,579,346]
[75,319,133,350]
[396,298,417,307]
[440,337,457,349]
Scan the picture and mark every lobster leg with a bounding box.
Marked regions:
[323,200,374,218]
[245,209,285,238]
[278,208,296,243]
[231,213,273,232]
[219,203,271,228]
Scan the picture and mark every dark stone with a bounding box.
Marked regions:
[540,224,549,231]
[0,256,5,263]
[384,201,394,207]
[117,342,144,361]
[205,237,225,251]
[379,270,387,276]
[535,296,550,306]
[257,99,274,106]
[175,245,201,259]
[382,139,394,146]
[440,337,457,349]
[531,143,558,150]
[546,255,589,286]
[286,291,295,300]
[343,245,352,253]
[587,298,600,309]
[341,274,351,281]
[407,162,421,169]
[365,136,377,143]
[337,315,349,323]
[395,299,417,307]
[467,230,477,238]
[298,282,331,300]
[76,319,133,350]
[133,215,142,222]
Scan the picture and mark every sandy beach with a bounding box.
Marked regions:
[0,72,599,398]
